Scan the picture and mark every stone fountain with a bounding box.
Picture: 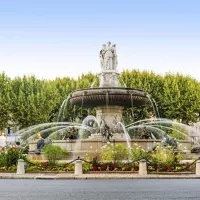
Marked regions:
[24,41,194,160]
[26,41,152,160]
[69,41,148,140]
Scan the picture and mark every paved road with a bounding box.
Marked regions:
[0,179,200,200]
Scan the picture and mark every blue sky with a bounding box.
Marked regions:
[0,0,200,80]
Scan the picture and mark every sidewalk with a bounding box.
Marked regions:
[1,172,200,180]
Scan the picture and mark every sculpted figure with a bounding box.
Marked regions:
[99,116,106,130]
[100,42,118,70]
[111,44,118,70]
[102,124,113,141]
[104,41,113,70]
[140,127,150,139]
[100,44,106,70]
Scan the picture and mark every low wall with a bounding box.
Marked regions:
[29,139,192,152]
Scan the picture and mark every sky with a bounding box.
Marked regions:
[0,0,200,80]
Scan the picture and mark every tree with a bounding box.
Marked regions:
[10,76,60,128]
[160,73,200,124]
[120,70,164,122]
[1,70,200,130]
[0,72,12,130]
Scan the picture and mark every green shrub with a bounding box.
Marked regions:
[100,143,129,163]
[43,144,67,165]
[26,165,45,172]
[0,147,25,169]
[151,146,183,171]
[83,162,92,172]
[169,124,188,140]
[63,164,74,172]
[130,143,150,161]
[7,165,17,172]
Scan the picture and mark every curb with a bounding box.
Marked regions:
[1,173,200,180]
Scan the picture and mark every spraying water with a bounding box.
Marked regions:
[90,80,96,88]
[151,97,160,118]
[117,122,131,153]
[57,94,71,122]
[81,92,85,119]
[106,92,109,108]
[121,79,127,88]
[146,94,159,118]
[130,93,134,119]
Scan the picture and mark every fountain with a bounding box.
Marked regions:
[13,41,200,160]
[69,41,148,140]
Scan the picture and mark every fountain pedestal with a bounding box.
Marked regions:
[98,70,121,87]
[96,106,123,130]
[95,106,127,139]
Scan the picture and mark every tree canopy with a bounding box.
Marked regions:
[0,70,200,131]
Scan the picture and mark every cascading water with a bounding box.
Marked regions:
[90,80,96,88]
[73,105,76,122]
[151,97,160,118]
[106,92,109,108]
[121,79,127,88]
[57,94,71,122]
[146,93,160,118]
[126,118,200,145]
[130,93,134,119]
[81,92,84,119]
[117,122,131,152]
[57,99,67,122]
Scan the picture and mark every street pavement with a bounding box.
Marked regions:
[1,179,200,200]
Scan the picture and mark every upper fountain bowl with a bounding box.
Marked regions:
[69,87,149,108]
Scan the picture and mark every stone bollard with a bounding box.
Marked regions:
[17,159,25,175]
[196,160,200,175]
[74,160,83,175]
[139,159,147,175]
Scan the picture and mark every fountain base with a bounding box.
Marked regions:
[89,133,127,140]
[96,106,124,132]
[28,139,193,161]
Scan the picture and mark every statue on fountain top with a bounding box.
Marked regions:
[100,41,118,71]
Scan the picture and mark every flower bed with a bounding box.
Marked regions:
[0,143,196,173]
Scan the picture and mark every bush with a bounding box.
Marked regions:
[83,162,92,172]
[169,124,188,140]
[0,146,25,169]
[100,143,129,163]
[43,144,67,165]
[151,146,183,171]
[130,143,150,161]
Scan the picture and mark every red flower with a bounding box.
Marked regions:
[41,161,49,166]
[92,165,98,171]
[186,162,190,167]
[100,165,106,171]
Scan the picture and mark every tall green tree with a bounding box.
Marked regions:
[0,72,12,130]
[1,70,200,130]
[160,73,200,124]
[10,76,59,128]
